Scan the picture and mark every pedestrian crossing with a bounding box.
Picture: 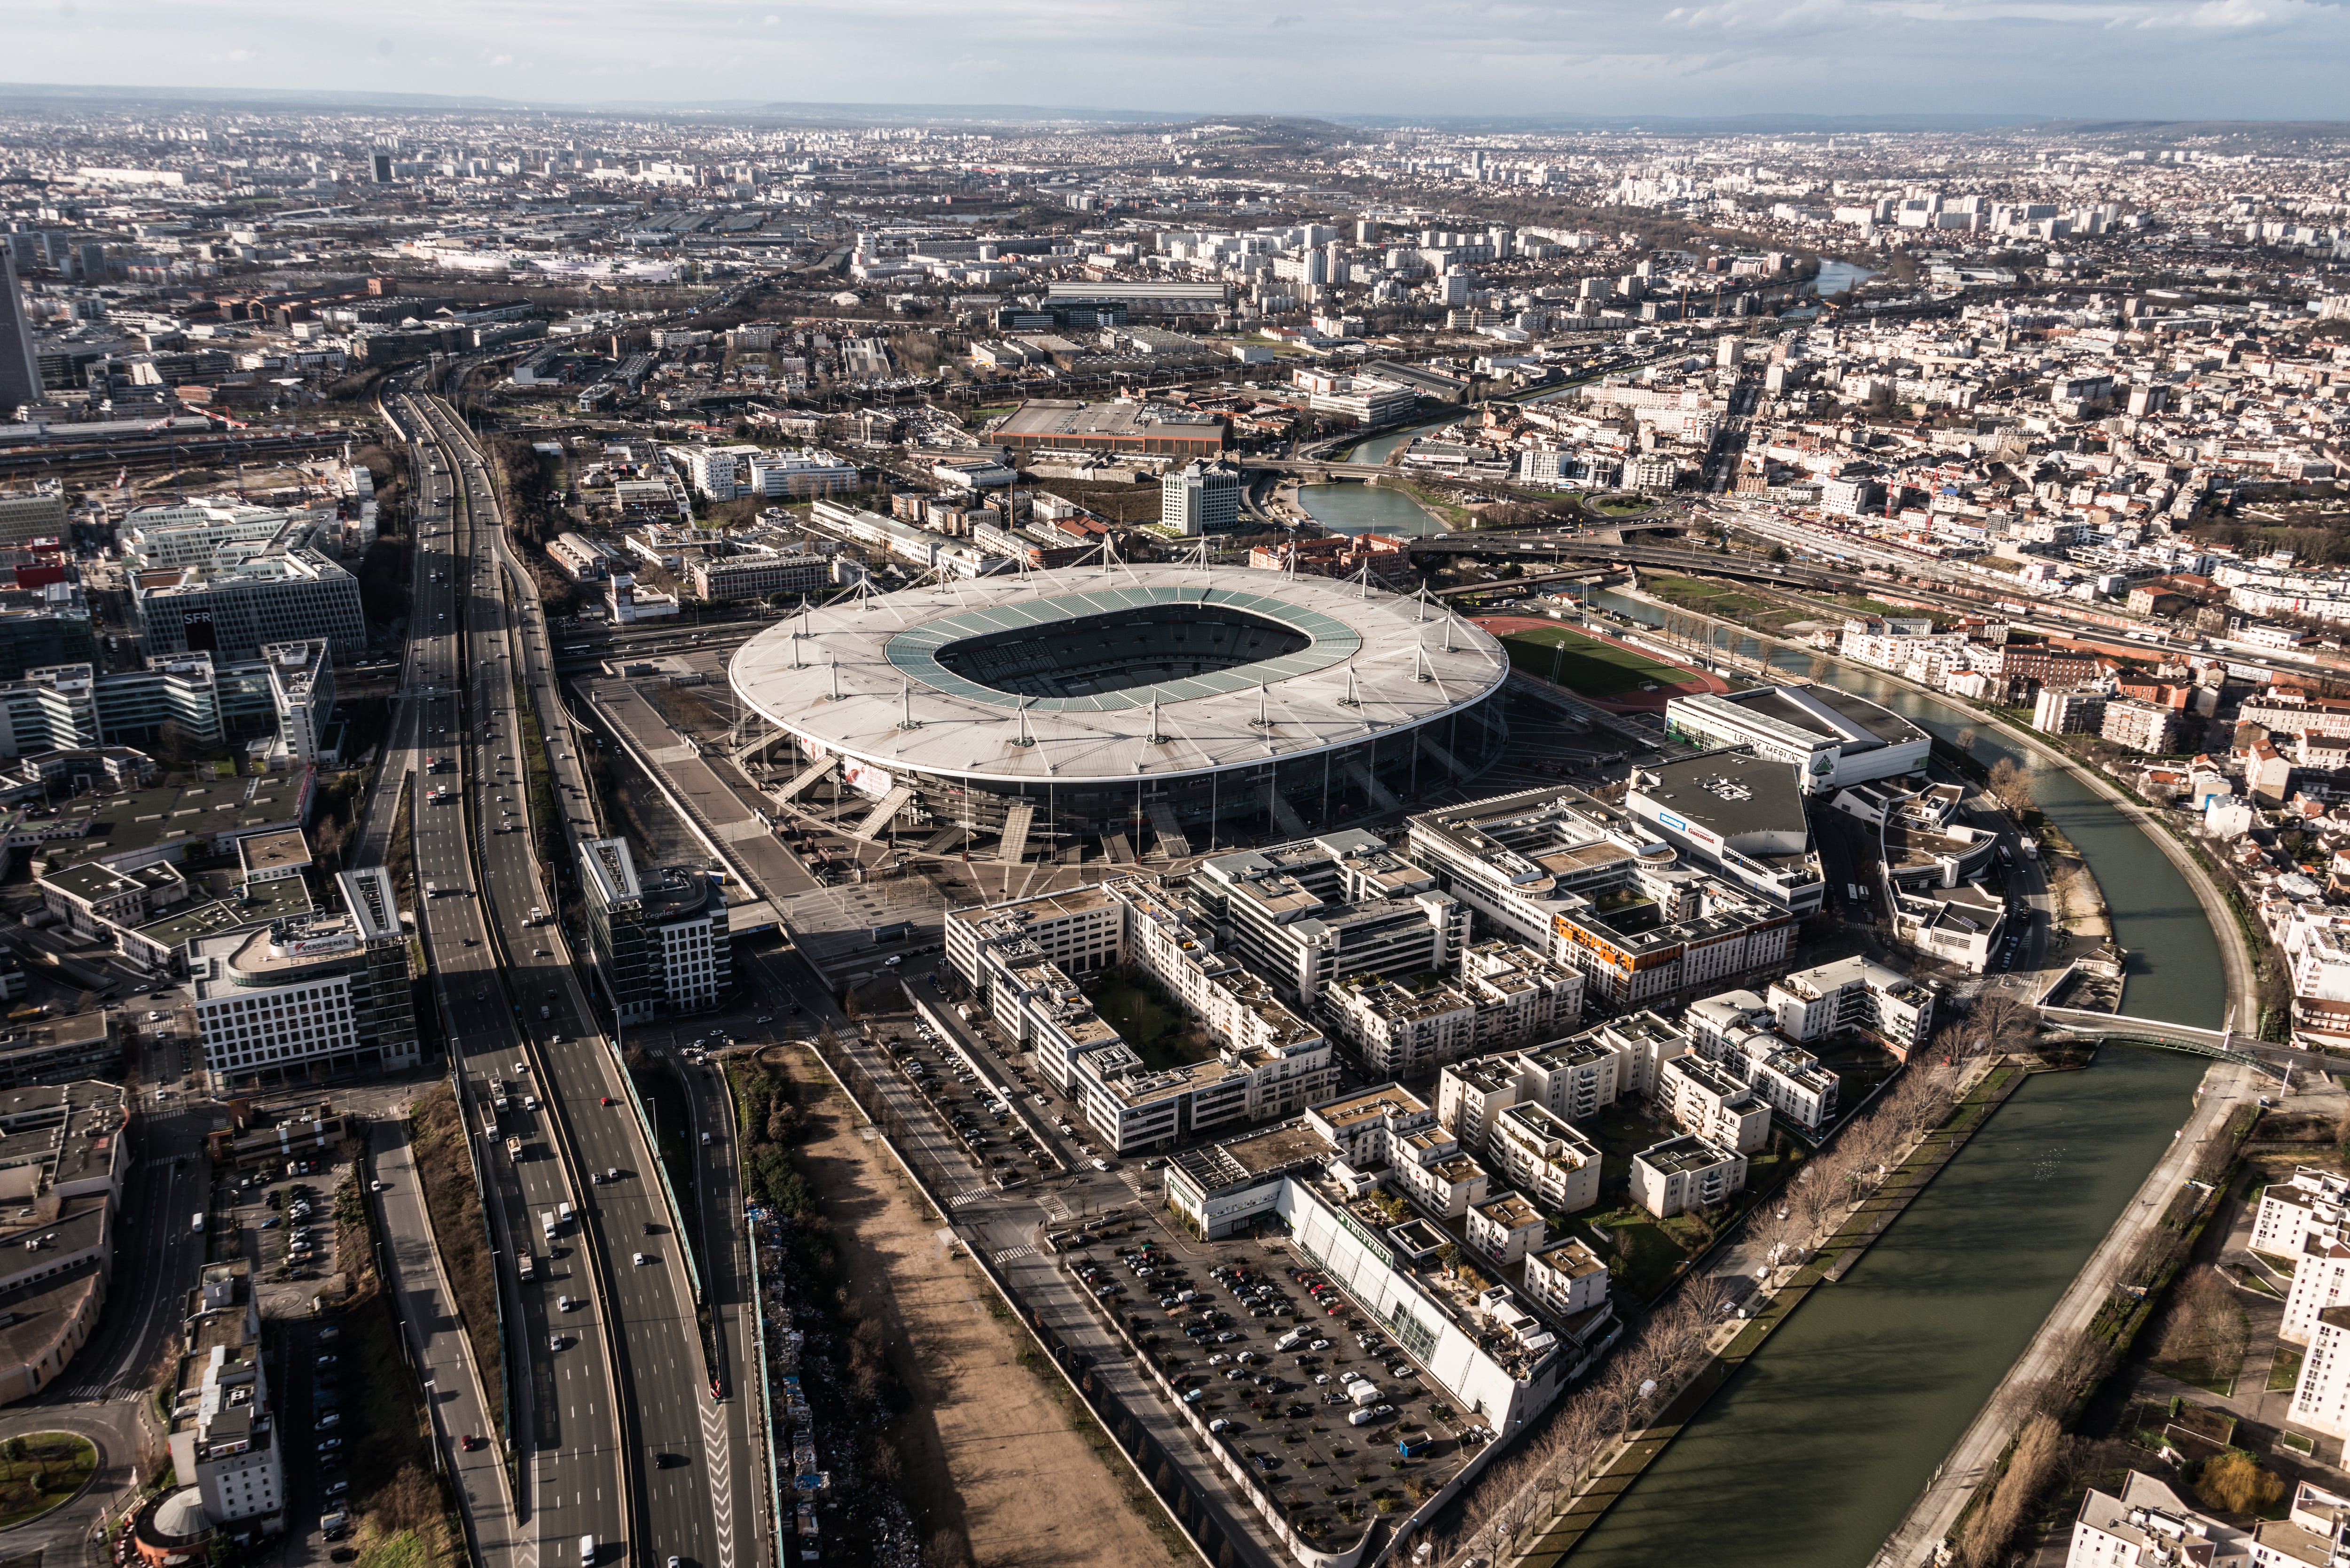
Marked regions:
[991,1245,1036,1265]
[948,1189,989,1209]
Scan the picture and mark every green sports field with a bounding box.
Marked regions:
[1495,623,1698,697]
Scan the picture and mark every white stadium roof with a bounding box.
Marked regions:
[728,565,1509,788]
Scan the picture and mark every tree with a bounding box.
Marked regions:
[1958,1414,2067,1567]
[2198,1451,2285,1515]
[1987,756,2035,820]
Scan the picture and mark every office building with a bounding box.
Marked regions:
[136,552,367,663]
[993,399,1227,463]
[0,489,67,548]
[0,251,39,415]
[1663,686,1930,796]
[1625,751,1827,914]
[1159,460,1243,536]
[260,641,336,767]
[186,867,419,1092]
[690,552,830,602]
[123,503,315,571]
[578,838,730,1023]
[1403,786,1796,1006]
[0,585,96,681]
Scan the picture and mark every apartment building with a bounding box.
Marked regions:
[2292,1305,2350,1442]
[1189,830,1468,1004]
[1484,1101,1602,1213]
[2032,687,2109,736]
[2101,698,2196,756]
[1631,1134,1747,1218]
[947,879,1335,1155]
[1657,1054,1771,1154]
[167,1260,284,1533]
[2063,1472,2245,1568]
[1681,988,1843,1132]
[1321,939,1582,1079]
[1434,1010,1694,1146]
[1766,957,1937,1056]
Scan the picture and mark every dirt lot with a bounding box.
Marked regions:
[776,1047,1187,1568]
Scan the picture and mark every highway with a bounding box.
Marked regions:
[398,390,763,1568]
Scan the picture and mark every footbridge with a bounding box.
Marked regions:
[2037,1005,2342,1081]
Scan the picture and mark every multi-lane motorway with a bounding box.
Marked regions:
[384,387,763,1568]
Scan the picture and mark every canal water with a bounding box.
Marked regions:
[1812,259,1880,298]
[1557,589,2223,1567]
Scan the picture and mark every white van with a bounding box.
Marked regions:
[1275,1327,1309,1353]
[558,1201,574,1225]
[579,1535,595,1566]
[541,1211,556,1240]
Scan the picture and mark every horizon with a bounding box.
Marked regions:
[6,0,2350,126]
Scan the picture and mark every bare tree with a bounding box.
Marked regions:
[1988,756,2036,820]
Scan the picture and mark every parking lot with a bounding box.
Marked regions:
[214,1156,361,1555]
[1052,1216,1487,1548]
[879,1017,1067,1186]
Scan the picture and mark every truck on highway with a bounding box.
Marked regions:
[505,1137,523,1162]
[540,1211,556,1241]
[517,1252,536,1282]
[191,1212,204,1234]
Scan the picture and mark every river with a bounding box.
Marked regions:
[1558,588,2222,1567]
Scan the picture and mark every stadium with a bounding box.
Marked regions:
[728,565,1514,856]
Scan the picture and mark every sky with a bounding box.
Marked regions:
[12,0,2350,123]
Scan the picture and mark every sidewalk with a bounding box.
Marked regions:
[369,1114,530,1568]
[1873,1059,2259,1568]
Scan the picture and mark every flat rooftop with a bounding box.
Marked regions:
[1637,752,1809,843]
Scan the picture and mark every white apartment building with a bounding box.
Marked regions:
[1434,1010,1693,1147]
[2253,1168,2350,1260]
[1658,1054,1772,1155]
[1465,1191,1546,1267]
[1522,1237,1610,1322]
[1767,957,1937,1056]
[946,879,1335,1155]
[2064,1472,2246,1568]
[168,1262,285,1534]
[2283,1231,2350,1349]
[2294,1304,2350,1442]
[1631,1134,1747,1218]
[1484,1101,1602,1213]
[1323,939,1582,1080]
[2249,1480,2350,1568]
